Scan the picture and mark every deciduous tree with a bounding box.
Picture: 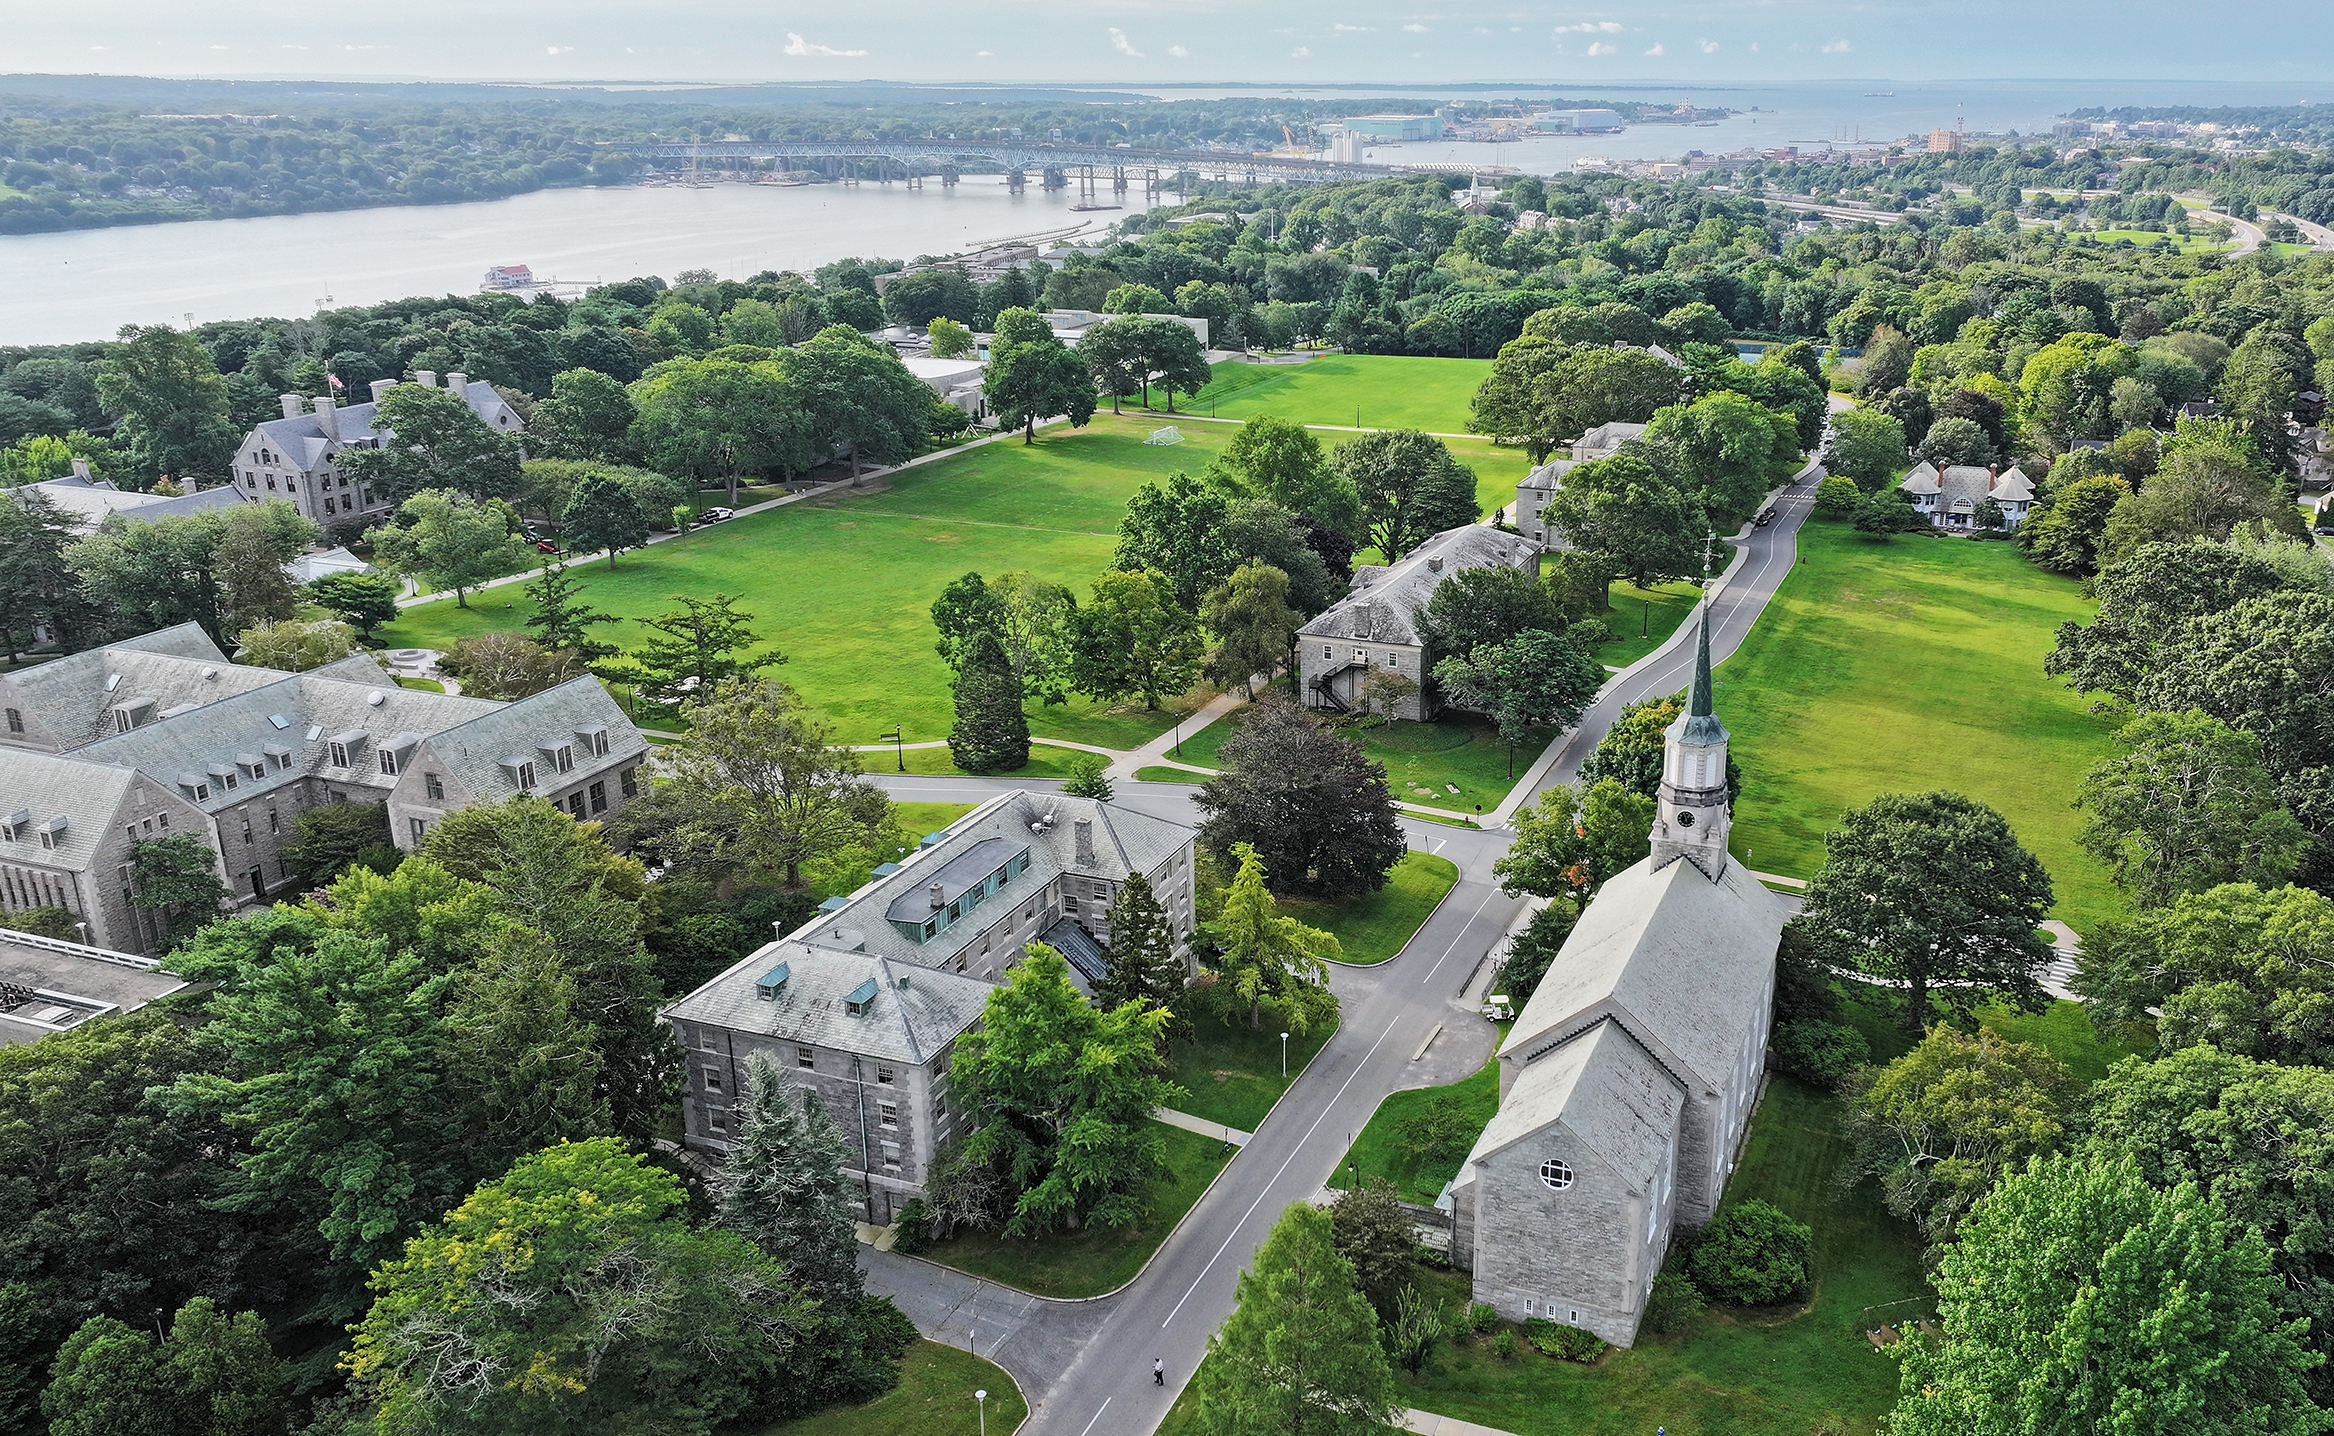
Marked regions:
[2076,709,2304,907]
[1201,561,1302,698]
[560,469,650,566]
[93,325,239,483]
[1544,452,1704,587]
[365,488,531,609]
[2074,881,2334,1067]
[233,618,354,673]
[1069,568,1204,711]
[341,381,525,507]
[302,571,400,642]
[1333,429,1482,561]
[630,357,814,509]
[666,676,881,890]
[529,366,638,463]
[983,307,1097,443]
[1196,699,1406,898]
[1822,406,1909,491]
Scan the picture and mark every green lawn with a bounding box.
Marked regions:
[1134,765,1208,784]
[884,743,1090,779]
[1177,706,1539,815]
[1716,521,2125,935]
[749,1341,1025,1436]
[1280,851,1460,965]
[1838,984,2151,1084]
[1594,579,1704,670]
[1328,1048,1501,1204]
[889,801,981,839]
[1167,1016,1338,1131]
[1187,354,1493,434]
[918,1121,1231,1298]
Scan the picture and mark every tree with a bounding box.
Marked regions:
[2132,590,2334,788]
[1061,752,1115,801]
[1186,1202,1398,1436]
[1469,335,1572,461]
[631,357,813,509]
[163,1297,287,1436]
[0,488,103,661]
[1333,430,1482,561]
[440,631,580,699]
[1535,346,1684,455]
[346,1139,830,1436]
[212,506,302,635]
[2074,882,2334,1067]
[1078,315,1151,415]
[65,502,312,646]
[948,630,1030,774]
[2081,1047,2334,1402]
[665,677,879,890]
[1854,323,1915,396]
[1886,1154,2324,1436]
[1496,900,1579,1008]
[1851,489,1930,538]
[1797,791,2056,1029]
[983,307,1097,444]
[1115,469,1233,611]
[2045,540,2298,703]
[1918,414,1996,467]
[1688,1200,1812,1306]
[1489,779,1656,899]
[2097,424,2292,569]
[521,560,622,664]
[717,1054,863,1303]
[1069,568,1204,711]
[615,591,782,699]
[1544,452,1704,587]
[1221,414,1360,536]
[1197,699,1406,898]
[926,316,975,359]
[281,799,394,885]
[438,927,610,1177]
[1839,1024,2075,1247]
[1431,629,1606,767]
[928,570,1076,704]
[951,944,1182,1234]
[881,268,978,328]
[2076,709,2304,908]
[1201,561,1302,698]
[530,367,637,462]
[1097,871,1184,1014]
[365,488,531,609]
[1203,843,1342,1034]
[1413,562,1567,665]
[1646,390,1798,519]
[1823,407,1909,491]
[303,571,400,641]
[1328,1179,1418,1316]
[41,1315,175,1436]
[2018,474,2130,576]
[93,325,239,483]
[1131,316,1213,413]
[790,325,938,478]
[127,834,228,950]
[340,382,524,507]
[233,618,355,673]
[561,469,651,567]
[1576,690,1740,806]
[1104,282,1173,315]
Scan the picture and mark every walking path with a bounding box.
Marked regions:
[1153,1108,1253,1147]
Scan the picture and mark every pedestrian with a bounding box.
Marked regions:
[1153,1357,1164,1386]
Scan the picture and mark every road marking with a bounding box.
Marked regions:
[1160,1014,1406,1329]
[1074,1398,1112,1436]
[1431,838,1448,856]
[1421,886,1507,985]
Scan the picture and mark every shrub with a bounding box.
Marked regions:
[1689,1200,1813,1306]
[1643,1271,1706,1334]
[1813,473,1862,518]
[1772,1017,1872,1088]
[1395,1092,1478,1162]
[1520,1318,1608,1362]
[1468,1302,1499,1334]
[1060,752,1115,801]
[1492,1329,1517,1360]
[892,1198,933,1254]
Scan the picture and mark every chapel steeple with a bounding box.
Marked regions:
[1648,603,1732,881]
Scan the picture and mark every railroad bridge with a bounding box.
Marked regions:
[594,137,1445,200]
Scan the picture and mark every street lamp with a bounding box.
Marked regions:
[975,1389,988,1436]
[880,723,905,772]
[1280,1031,1290,1078]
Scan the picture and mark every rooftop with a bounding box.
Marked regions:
[1299,525,1539,647]
[0,927,187,1045]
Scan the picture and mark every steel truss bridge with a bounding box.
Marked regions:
[595,137,1440,198]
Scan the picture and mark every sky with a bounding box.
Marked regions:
[13,0,2334,89]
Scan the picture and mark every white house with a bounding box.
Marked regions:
[1897,461,2035,531]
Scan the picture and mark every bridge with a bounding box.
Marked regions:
[594,137,1442,199]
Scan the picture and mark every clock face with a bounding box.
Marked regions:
[1676,810,1695,828]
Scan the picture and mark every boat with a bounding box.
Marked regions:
[1069,203,1122,213]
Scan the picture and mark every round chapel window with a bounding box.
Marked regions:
[1540,1158,1574,1191]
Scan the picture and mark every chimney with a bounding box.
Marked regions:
[445,371,468,394]
[928,882,945,910]
[279,393,303,420]
[312,394,338,441]
[1427,555,1443,573]
[1074,818,1096,867]
[69,457,91,481]
[411,369,438,389]
[369,378,395,404]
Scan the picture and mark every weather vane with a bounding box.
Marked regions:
[1701,527,1717,582]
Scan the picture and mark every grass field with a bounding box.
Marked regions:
[890,801,982,840]
[1280,851,1460,965]
[919,1120,1230,1298]
[1176,705,1541,815]
[1595,579,1704,670]
[1187,354,1492,434]
[1716,521,2124,935]
[1328,1049,1501,1204]
[751,1341,1025,1436]
[1168,1017,1338,1131]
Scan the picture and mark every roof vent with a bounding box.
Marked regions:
[267,713,291,729]
[201,667,219,680]
[897,974,912,990]
[367,691,386,707]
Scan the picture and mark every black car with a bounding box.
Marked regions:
[1754,508,1777,527]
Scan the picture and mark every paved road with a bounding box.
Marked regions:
[852,462,1826,1432]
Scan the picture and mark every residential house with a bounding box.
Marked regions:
[662,790,1198,1222]
[1515,421,1650,550]
[1296,525,1540,720]
[1897,461,2036,530]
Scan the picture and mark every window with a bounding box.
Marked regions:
[156,813,167,831]
[323,497,336,515]
[703,1068,723,1092]
[708,1110,727,1134]
[220,770,236,791]
[411,817,426,843]
[878,1103,898,1128]
[4,708,19,734]
[797,1045,815,1070]
[241,816,252,843]
[1539,1158,1574,1191]
[328,740,352,768]
[1384,652,1399,668]
[423,773,443,800]
[510,761,537,791]
[589,781,606,814]
[267,809,279,834]
[619,767,638,798]
[880,1142,900,1173]
[378,749,399,776]
[1322,645,1333,659]
[877,1066,894,1084]
[125,825,137,841]
[568,792,587,819]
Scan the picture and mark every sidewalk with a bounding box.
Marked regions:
[1404,1411,1522,1436]
[1153,1107,1252,1147]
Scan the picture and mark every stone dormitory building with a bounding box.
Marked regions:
[232,370,525,530]
[1296,524,1540,721]
[1514,420,1649,552]
[662,790,1198,1225]
[1449,608,1787,1347]
[0,623,646,954]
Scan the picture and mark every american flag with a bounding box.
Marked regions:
[327,372,344,389]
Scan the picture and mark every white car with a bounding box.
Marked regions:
[696,506,734,523]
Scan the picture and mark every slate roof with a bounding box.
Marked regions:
[1044,917,1111,989]
[410,676,645,801]
[662,940,992,1066]
[0,625,287,752]
[14,474,248,528]
[1499,850,1787,1098]
[1899,462,2033,508]
[1299,525,1538,647]
[0,750,139,873]
[1466,1017,1684,1189]
[251,380,521,474]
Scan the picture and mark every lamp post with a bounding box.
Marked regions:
[1280,1031,1290,1078]
[879,724,905,772]
[975,1389,988,1436]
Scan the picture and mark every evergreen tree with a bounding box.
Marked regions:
[302,571,400,642]
[1097,871,1183,1013]
[560,469,651,567]
[1188,1202,1398,1436]
[521,560,622,664]
[717,1054,865,1304]
[439,929,612,1176]
[948,630,1030,773]
[212,507,302,637]
[614,591,784,698]
[1207,843,1341,1034]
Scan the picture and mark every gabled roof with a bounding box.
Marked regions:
[409,676,646,800]
[1467,1018,1684,1190]
[662,940,992,1066]
[1299,525,1538,646]
[0,627,283,752]
[16,475,248,528]
[0,750,139,872]
[1500,851,1786,1097]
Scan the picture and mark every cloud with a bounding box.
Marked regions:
[1554,21,1624,33]
[1403,22,1429,32]
[1822,37,1852,53]
[1750,41,1760,51]
[88,44,107,50]
[1108,27,1142,56]
[784,32,867,57]
[1587,41,1617,55]
[1645,42,1664,55]
[1697,38,1719,52]
[281,43,308,50]
[1333,23,1373,31]
[977,49,993,56]
[546,45,573,55]
[1168,44,1189,57]
[342,44,373,51]
[1292,45,1310,57]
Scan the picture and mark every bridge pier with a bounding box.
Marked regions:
[1042,166,1068,192]
[1006,168,1026,192]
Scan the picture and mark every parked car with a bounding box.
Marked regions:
[532,538,561,554]
[697,506,734,524]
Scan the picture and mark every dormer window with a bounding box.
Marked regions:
[844,978,879,1017]
[36,816,67,851]
[540,741,574,774]
[0,810,26,842]
[378,749,400,776]
[5,708,20,734]
[327,731,366,768]
[499,757,538,791]
[575,725,610,757]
